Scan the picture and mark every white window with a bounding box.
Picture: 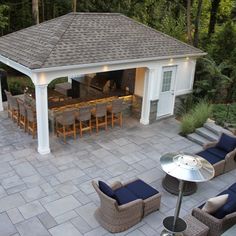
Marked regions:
[161,71,172,92]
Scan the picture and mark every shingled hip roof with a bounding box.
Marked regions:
[0,12,205,70]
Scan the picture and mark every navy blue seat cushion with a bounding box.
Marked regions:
[125,179,159,200]
[207,147,228,159]
[228,183,236,194]
[216,133,236,153]
[98,181,114,198]
[212,189,236,219]
[197,150,222,164]
[114,187,138,205]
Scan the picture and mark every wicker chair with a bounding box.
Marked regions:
[76,106,92,137]
[4,90,12,118]
[92,102,108,133]
[92,179,161,233]
[17,98,27,132]
[192,182,236,236]
[56,110,76,143]
[25,104,37,138]
[107,99,123,128]
[197,133,236,177]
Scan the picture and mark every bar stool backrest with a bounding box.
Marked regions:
[4,90,12,102]
[78,106,91,121]
[95,103,107,118]
[25,104,36,122]
[111,99,123,113]
[17,99,26,116]
[10,96,19,110]
[57,110,75,126]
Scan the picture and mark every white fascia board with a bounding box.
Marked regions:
[0,54,33,78]
[32,53,207,73]
[175,90,192,96]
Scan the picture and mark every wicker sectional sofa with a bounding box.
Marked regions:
[197,133,236,177]
[192,182,236,236]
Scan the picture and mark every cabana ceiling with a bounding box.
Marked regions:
[0,12,204,70]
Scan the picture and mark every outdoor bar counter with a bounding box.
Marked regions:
[48,94,133,133]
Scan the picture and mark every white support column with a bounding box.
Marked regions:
[0,78,3,112]
[35,84,50,155]
[68,76,72,83]
[140,68,155,125]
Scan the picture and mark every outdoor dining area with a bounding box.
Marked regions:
[3,83,130,143]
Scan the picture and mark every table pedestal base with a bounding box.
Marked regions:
[162,174,197,196]
[161,216,187,236]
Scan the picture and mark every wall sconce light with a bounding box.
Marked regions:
[103,65,109,72]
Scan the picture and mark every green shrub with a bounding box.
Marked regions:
[212,103,236,127]
[175,94,196,117]
[181,114,196,135]
[8,80,23,95]
[180,101,212,135]
[193,101,212,128]
[48,77,67,89]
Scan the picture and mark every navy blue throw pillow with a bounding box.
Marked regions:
[217,133,236,153]
[98,181,114,198]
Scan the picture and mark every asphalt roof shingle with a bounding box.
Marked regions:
[0,12,204,70]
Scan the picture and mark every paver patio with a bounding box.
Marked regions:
[0,110,236,236]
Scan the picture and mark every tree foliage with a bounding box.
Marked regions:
[0,0,235,102]
[0,4,9,32]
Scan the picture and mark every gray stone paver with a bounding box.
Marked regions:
[49,222,82,236]
[18,200,45,219]
[0,111,236,235]
[44,195,81,217]
[16,217,50,236]
[0,212,17,236]
[0,193,25,212]
[7,208,24,224]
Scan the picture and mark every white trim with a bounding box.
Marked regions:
[140,68,156,125]
[157,66,177,118]
[33,53,206,73]
[38,147,50,155]
[189,60,197,91]
[35,83,50,155]
[175,90,192,96]
[0,55,33,77]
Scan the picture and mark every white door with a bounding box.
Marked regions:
[157,66,177,118]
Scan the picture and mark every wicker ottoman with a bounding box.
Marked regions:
[183,214,209,236]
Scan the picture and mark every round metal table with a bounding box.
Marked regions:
[160,153,215,236]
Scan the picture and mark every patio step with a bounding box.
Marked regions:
[187,133,210,146]
[195,127,219,142]
[204,122,233,136]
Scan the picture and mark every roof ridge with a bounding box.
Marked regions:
[68,12,122,15]
[120,14,203,53]
[38,14,77,69]
[0,14,70,40]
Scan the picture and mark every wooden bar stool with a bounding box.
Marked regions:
[55,110,76,143]
[92,102,108,133]
[25,104,37,139]
[107,99,123,128]
[10,96,20,125]
[17,98,27,132]
[76,106,92,137]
